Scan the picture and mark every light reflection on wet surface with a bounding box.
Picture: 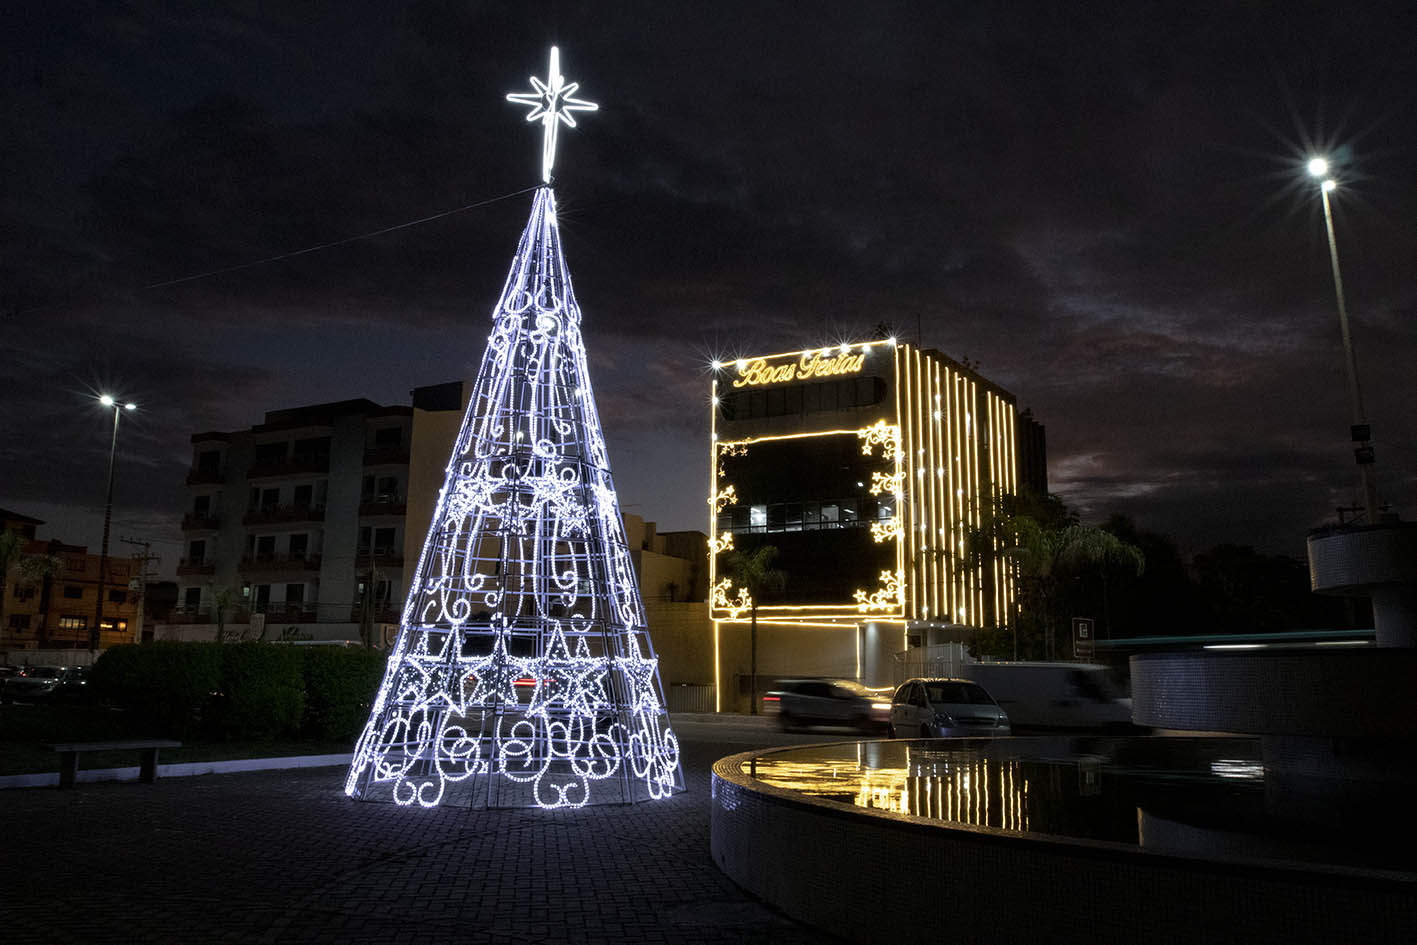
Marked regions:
[743,736,1416,874]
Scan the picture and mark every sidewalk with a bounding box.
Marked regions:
[2,737,849,945]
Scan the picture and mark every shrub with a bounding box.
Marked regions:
[90,642,223,737]
[301,647,388,740]
[91,642,391,742]
[213,644,306,739]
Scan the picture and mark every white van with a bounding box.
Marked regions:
[958,662,1133,730]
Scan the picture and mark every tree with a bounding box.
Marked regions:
[1007,515,1145,660]
[719,545,786,714]
[211,584,241,643]
[0,529,62,643]
[0,528,23,632]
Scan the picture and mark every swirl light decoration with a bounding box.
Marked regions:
[345,49,681,809]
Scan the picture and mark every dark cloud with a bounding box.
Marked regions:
[4,0,1416,572]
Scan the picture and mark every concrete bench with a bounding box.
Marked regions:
[48,740,183,789]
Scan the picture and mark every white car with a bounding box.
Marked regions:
[764,678,893,733]
[889,677,1011,738]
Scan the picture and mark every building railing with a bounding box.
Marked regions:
[238,553,323,575]
[359,494,407,517]
[241,503,327,526]
[181,512,221,531]
[176,558,217,576]
[185,468,225,485]
[356,546,404,567]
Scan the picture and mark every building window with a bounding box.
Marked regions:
[196,450,221,474]
[184,587,202,611]
[13,584,36,601]
[63,585,83,599]
[58,616,86,630]
[374,528,397,556]
[285,583,304,604]
[374,426,402,448]
[108,589,126,603]
[188,540,206,564]
[293,483,313,508]
[7,614,31,630]
[289,534,309,559]
[193,494,211,517]
[253,442,287,464]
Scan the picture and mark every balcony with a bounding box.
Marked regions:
[252,602,318,622]
[176,557,217,576]
[167,608,215,625]
[186,467,225,486]
[238,553,324,576]
[242,503,327,526]
[181,512,221,531]
[363,446,411,467]
[247,452,330,479]
[357,546,405,568]
[359,494,407,517]
[349,605,401,624]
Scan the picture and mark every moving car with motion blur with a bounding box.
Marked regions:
[889,677,1011,738]
[763,678,893,733]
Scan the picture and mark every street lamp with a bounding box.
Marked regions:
[1307,157,1379,524]
[92,395,136,650]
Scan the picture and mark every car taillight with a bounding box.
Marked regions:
[762,695,780,702]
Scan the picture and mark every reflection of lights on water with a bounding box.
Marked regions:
[1211,759,1264,780]
[745,749,1031,832]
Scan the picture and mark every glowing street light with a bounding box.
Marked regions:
[92,395,136,650]
[1307,156,1378,523]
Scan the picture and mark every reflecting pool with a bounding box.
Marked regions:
[742,736,1415,874]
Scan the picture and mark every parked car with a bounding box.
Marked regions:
[1,665,72,703]
[763,678,893,733]
[889,677,1011,738]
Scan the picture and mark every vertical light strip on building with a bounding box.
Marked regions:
[930,357,944,623]
[918,347,929,620]
[709,376,720,712]
[969,378,981,625]
[900,344,919,622]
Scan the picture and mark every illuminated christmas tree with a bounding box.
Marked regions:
[345,48,682,808]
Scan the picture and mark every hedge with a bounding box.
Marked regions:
[90,642,388,741]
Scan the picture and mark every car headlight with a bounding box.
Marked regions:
[934,713,955,726]
[870,702,891,710]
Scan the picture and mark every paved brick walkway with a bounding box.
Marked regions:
[3,737,850,945]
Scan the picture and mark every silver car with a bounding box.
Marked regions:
[889,677,1011,738]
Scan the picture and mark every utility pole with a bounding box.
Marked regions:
[119,537,158,644]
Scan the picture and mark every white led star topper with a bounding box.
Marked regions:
[507,46,599,183]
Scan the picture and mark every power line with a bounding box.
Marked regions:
[142,185,541,290]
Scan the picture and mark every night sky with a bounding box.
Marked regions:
[4,1,1415,576]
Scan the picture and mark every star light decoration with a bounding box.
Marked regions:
[506,46,600,183]
[345,48,681,809]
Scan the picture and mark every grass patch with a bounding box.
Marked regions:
[0,702,353,776]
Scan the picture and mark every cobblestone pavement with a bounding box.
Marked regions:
[2,733,854,945]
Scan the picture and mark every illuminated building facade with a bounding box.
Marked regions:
[708,340,1045,707]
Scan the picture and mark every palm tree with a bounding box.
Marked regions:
[719,545,786,714]
[1008,517,1144,659]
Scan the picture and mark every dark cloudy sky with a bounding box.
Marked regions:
[4,1,1415,576]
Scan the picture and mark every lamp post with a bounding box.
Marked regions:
[92,395,136,651]
[1307,157,1379,524]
